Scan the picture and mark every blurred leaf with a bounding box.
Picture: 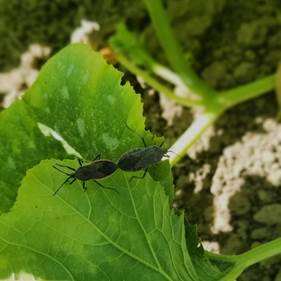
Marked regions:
[110,23,156,70]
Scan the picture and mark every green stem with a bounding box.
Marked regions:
[168,111,220,166]
[219,74,276,109]
[143,0,187,76]
[205,251,237,263]
[116,53,201,107]
[164,73,276,165]
[238,237,281,268]
[206,238,281,281]
[152,63,187,90]
[143,0,215,98]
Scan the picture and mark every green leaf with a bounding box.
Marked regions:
[0,44,253,280]
[0,160,198,280]
[0,44,167,213]
[0,159,249,281]
[23,43,150,161]
[0,101,65,213]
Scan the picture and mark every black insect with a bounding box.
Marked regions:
[117,135,167,182]
[53,155,118,195]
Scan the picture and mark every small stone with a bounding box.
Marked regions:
[257,190,274,203]
[222,234,245,254]
[229,193,250,215]
[201,62,227,87]
[251,241,261,249]
[233,62,255,81]
[261,151,275,163]
[237,21,267,47]
[244,50,256,61]
[201,241,220,253]
[204,206,213,222]
[268,171,281,187]
[263,119,277,131]
[236,221,248,239]
[254,204,281,225]
[250,227,268,239]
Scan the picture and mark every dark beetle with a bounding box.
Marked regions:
[75,160,117,180]
[117,145,164,171]
[117,122,168,181]
[53,156,117,195]
[117,143,167,181]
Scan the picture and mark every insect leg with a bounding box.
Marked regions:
[94,180,119,194]
[53,165,73,176]
[164,150,179,158]
[82,181,87,192]
[78,158,83,167]
[129,168,148,182]
[53,176,73,196]
[69,178,76,185]
[141,137,147,147]
[93,154,101,161]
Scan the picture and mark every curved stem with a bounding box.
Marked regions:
[116,53,201,107]
[152,63,187,91]
[143,0,187,76]
[238,237,281,268]
[144,0,215,98]
[205,238,281,281]
[219,74,275,109]
[205,251,238,263]
[168,111,220,166]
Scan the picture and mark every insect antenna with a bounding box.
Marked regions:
[94,180,119,194]
[53,165,73,176]
[54,163,76,171]
[162,150,180,159]
[160,140,165,148]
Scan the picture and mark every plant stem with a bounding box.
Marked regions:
[116,53,201,107]
[218,74,276,109]
[166,73,276,165]
[168,111,220,166]
[206,238,281,281]
[238,237,281,268]
[205,251,237,263]
[143,0,215,98]
[152,64,187,91]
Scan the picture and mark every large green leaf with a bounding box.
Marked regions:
[0,101,65,213]
[23,44,149,161]
[0,44,248,280]
[0,44,171,213]
[0,160,200,280]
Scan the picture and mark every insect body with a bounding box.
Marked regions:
[117,144,166,181]
[75,160,117,180]
[53,157,117,195]
[117,145,164,171]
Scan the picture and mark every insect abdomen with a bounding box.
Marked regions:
[117,146,164,171]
